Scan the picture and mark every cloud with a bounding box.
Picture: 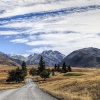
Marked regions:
[0,0,100,55]
[10,38,29,43]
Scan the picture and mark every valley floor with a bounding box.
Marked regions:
[35,67,100,100]
[0,65,100,100]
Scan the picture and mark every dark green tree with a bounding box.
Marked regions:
[38,56,45,72]
[57,64,60,71]
[6,67,25,83]
[54,64,57,71]
[40,69,51,80]
[62,62,67,73]
[21,61,27,70]
[68,65,72,72]
[21,61,27,77]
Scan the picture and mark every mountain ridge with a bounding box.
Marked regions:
[8,50,65,66]
[60,47,100,67]
[0,53,20,67]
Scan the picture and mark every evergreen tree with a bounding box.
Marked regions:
[62,62,67,73]
[57,64,60,71]
[6,67,25,83]
[68,65,72,72]
[38,56,45,72]
[54,64,57,71]
[21,61,27,70]
[21,61,27,76]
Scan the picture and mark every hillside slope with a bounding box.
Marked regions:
[60,47,100,67]
[0,54,20,67]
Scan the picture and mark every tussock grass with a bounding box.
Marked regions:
[35,67,100,100]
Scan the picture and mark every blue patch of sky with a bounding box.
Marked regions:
[0,35,33,54]
[0,27,28,32]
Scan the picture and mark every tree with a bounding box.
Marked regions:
[6,67,25,83]
[51,69,55,76]
[21,61,27,70]
[62,62,67,73]
[40,69,51,80]
[68,65,72,72]
[38,56,45,72]
[21,61,27,77]
[29,68,37,76]
[54,64,57,71]
[57,64,60,71]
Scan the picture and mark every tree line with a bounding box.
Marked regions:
[29,56,72,80]
[7,56,72,82]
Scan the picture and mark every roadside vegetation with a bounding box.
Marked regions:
[36,68,100,100]
[29,56,51,80]
[29,56,72,81]
[6,61,27,83]
[29,57,100,100]
[0,65,24,90]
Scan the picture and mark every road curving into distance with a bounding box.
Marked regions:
[0,78,58,100]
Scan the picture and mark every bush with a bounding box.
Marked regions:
[6,68,25,83]
[29,68,37,76]
[40,69,51,80]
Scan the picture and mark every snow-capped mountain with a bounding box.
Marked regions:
[27,50,65,66]
[8,50,65,66]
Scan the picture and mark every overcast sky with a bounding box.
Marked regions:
[0,0,100,56]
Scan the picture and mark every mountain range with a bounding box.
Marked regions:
[60,47,100,67]
[8,50,65,66]
[1,47,100,67]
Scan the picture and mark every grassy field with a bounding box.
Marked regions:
[0,65,24,90]
[34,67,100,100]
[0,65,100,100]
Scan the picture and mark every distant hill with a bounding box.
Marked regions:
[0,53,20,67]
[8,50,65,66]
[60,47,100,67]
[8,54,27,65]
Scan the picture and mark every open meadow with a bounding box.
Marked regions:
[34,67,100,100]
[0,65,100,100]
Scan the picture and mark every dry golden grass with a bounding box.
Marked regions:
[0,65,24,90]
[35,67,100,100]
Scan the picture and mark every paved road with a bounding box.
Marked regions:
[0,78,57,100]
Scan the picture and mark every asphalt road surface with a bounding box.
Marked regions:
[0,78,58,100]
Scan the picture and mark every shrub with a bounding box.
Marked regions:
[40,69,51,80]
[6,68,25,83]
[29,68,37,76]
